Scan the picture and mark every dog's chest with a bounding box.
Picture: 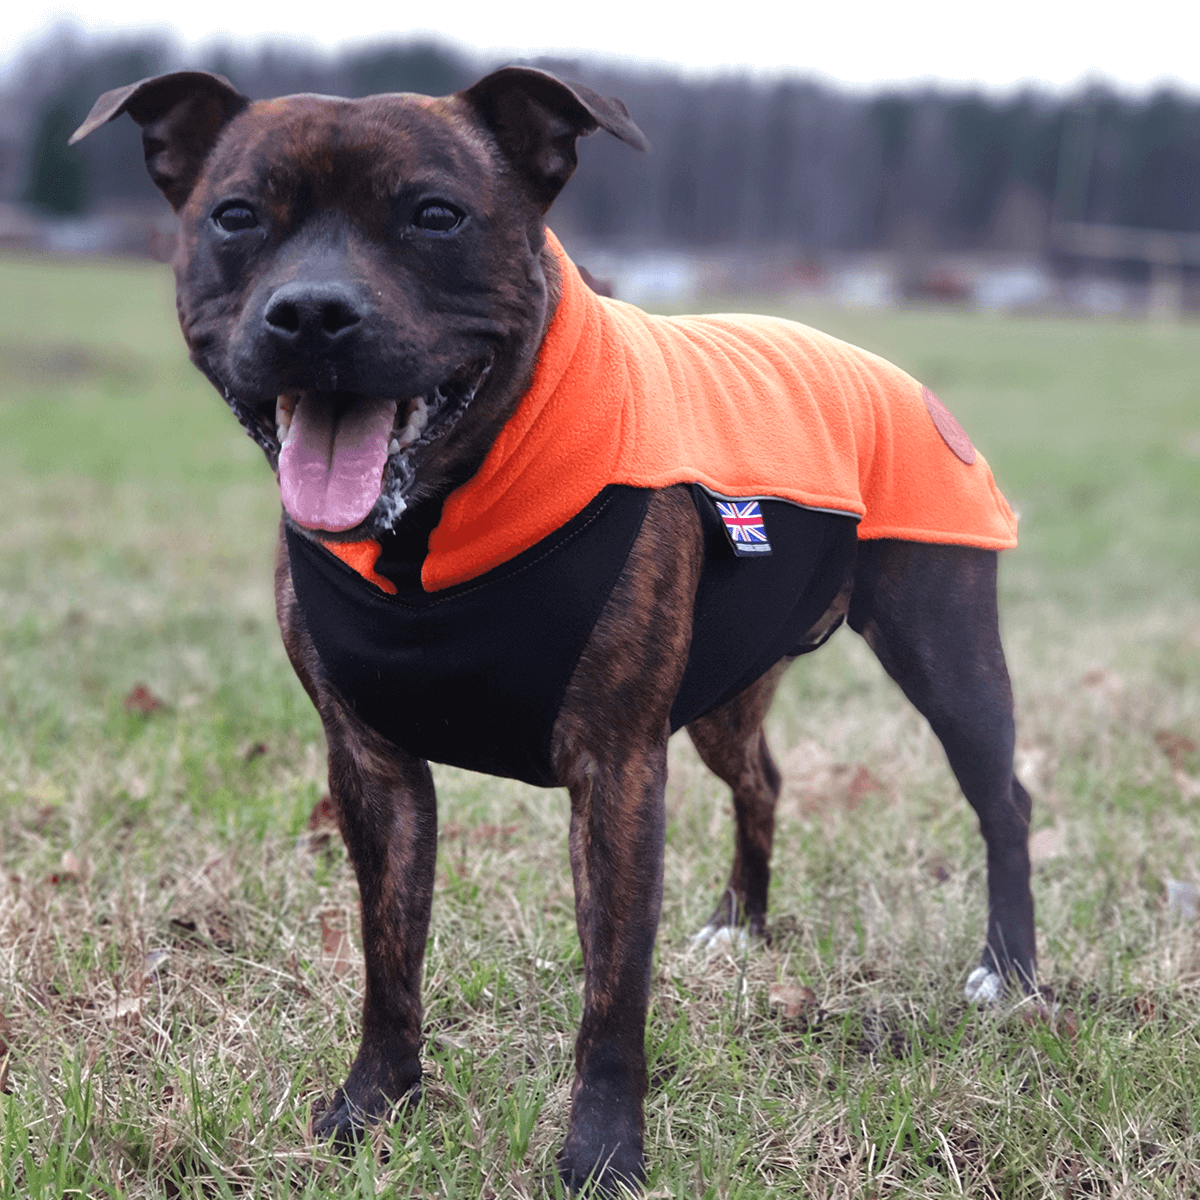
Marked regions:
[287,487,856,785]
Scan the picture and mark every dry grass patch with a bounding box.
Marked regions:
[10,559,1196,1197]
[2,258,1199,1196]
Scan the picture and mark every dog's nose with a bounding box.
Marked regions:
[264,282,364,347]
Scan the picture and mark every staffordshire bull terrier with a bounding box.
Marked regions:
[72,66,1035,1192]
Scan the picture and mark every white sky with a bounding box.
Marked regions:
[7,0,1200,94]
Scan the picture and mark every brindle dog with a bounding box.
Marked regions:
[72,67,1035,1192]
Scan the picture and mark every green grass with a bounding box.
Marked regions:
[1,252,1198,1198]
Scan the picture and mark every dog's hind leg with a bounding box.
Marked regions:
[686,660,788,945]
[848,539,1035,998]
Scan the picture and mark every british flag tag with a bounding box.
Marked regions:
[716,499,772,556]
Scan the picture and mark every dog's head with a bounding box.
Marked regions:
[71,68,647,538]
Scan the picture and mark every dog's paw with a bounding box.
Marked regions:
[312,1079,421,1146]
[312,1088,369,1146]
[557,1123,644,1195]
[557,1152,643,1197]
[964,965,1003,1005]
[690,922,749,955]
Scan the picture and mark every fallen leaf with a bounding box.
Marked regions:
[769,981,817,1018]
[304,794,340,855]
[846,765,886,805]
[1132,995,1159,1023]
[471,822,520,845]
[100,995,144,1022]
[441,822,521,845]
[1021,1000,1078,1039]
[32,805,57,831]
[320,914,358,978]
[1155,729,1198,770]
[59,850,82,880]
[124,684,163,713]
[1079,668,1124,700]
[307,794,338,832]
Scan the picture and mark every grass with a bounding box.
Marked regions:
[1,250,1198,1198]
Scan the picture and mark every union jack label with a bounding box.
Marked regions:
[716,499,772,556]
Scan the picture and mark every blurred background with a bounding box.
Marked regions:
[3,4,1199,315]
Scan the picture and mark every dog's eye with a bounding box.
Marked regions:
[213,204,259,233]
[413,203,462,233]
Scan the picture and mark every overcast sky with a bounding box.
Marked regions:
[7,0,1200,94]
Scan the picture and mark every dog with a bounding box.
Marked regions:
[72,66,1035,1192]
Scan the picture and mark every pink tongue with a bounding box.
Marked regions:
[279,394,398,531]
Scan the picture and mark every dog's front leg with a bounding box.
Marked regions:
[558,733,668,1191]
[314,702,436,1138]
[276,534,435,1139]
[551,488,703,1192]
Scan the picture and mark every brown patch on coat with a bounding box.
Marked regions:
[923,386,976,465]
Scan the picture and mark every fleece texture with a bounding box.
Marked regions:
[417,231,1016,590]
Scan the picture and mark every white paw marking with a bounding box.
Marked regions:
[964,966,1003,1005]
[691,924,748,954]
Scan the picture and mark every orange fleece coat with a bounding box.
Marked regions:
[336,231,1018,592]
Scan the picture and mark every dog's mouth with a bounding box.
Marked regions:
[267,358,492,534]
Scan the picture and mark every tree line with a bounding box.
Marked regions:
[8,31,1200,251]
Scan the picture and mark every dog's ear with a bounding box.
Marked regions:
[69,71,249,211]
[461,67,649,210]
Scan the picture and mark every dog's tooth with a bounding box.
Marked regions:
[275,396,293,442]
[388,438,400,456]
[394,396,430,448]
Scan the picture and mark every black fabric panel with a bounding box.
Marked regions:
[669,486,858,730]
[287,485,651,787]
[288,481,857,790]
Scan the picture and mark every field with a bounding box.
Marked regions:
[1,250,1198,1198]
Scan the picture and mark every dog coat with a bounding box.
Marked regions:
[287,232,1017,785]
[422,230,1016,591]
